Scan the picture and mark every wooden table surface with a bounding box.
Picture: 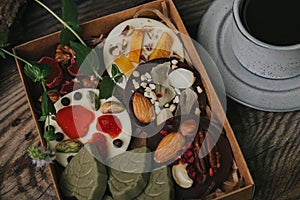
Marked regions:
[0,0,299,199]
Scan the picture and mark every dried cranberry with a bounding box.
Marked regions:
[113,139,123,148]
[196,175,203,184]
[55,132,64,141]
[160,130,168,136]
[209,168,214,177]
[183,150,193,159]
[61,97,71,106]
[38,57,63,89]
[187,156,195,164]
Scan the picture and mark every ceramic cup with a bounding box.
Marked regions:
[231,0,300,79]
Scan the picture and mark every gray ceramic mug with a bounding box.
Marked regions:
[231,0,300,79]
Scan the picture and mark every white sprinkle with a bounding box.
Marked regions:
[151,99,156,104]
[169,104,176,112]
[132,79,140,89]
[154,101,160,106]
[173,96,180,104]
[195,107,201,115]
[150,91,157,100]
[144,92,150,98]
[164,103,170,108]
[141,75,147,81]
[171,65,178,70]
[141,82,147,88]
[145,87,151,93]
[197,86,203,94]
[149,83,156,90]
[133,71,140,77]
[171,59,178,65]
[145,72,151,79]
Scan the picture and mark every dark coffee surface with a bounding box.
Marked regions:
[241,0,300,46]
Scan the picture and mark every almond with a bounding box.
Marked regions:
[154,132,185,163]
[132,92,155,124]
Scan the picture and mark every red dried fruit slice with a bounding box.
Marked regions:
[96,115,122,138]
[38,56,63,88]
[88,133,108,161]
[56,105,95,139]
[67,59,81,76]
[60,81,79,94]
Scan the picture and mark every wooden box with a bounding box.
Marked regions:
[13,0,254,199]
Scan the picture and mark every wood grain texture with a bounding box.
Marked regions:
[0,0,299,199]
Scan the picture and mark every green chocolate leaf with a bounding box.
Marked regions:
[70,41,99,75]
[60,145,107,200]
[99,76,115,99]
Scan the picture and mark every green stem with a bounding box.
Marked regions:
[41,81,47,93]
[1,48,32,66]
[93,70,103,80]
[34,0,87,47]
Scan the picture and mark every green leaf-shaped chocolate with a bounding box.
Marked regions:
[136,166,175,200]
[60,145,107,200]
[108,147,151,200]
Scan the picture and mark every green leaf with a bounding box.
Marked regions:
[0,32,8,47]
[24,63,52,83]
[44,128,56,141]
[40,92,56,122]
[111,64,124,83]
[59,24,82,45]
[70,41,99,75]
[99,76,115,99]
[0,50,5,59]
[62,0,78,26]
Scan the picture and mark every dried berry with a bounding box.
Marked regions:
[73,92,82,100]
[38,56,63,89]
[113,139,123,148]
[61,97,71,106]
[160,130,168,136]
[55,132,64,141]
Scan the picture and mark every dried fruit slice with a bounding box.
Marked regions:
[38,56,63,88]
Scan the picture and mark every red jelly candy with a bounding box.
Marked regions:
[96,115,122,139]
[56,105,95,139]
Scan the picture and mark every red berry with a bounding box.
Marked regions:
[156,93,163,98]
[188,143,193,149]
[209,168,214,177]
[184,150,193,159]
[196,175,203,184]
[187,156,194,164]
[160,130,168,136]
[190,171,196,179]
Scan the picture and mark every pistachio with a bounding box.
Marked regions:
[55,139,83,153]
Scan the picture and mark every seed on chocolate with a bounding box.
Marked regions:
[55,132,64,141]
[74,92,82,100]
[61,97,71,106]
[67,156,74,163]
[113,139,123,148]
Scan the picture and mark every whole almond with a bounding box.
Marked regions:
[154,132,185,163]
[132,92,155,124]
